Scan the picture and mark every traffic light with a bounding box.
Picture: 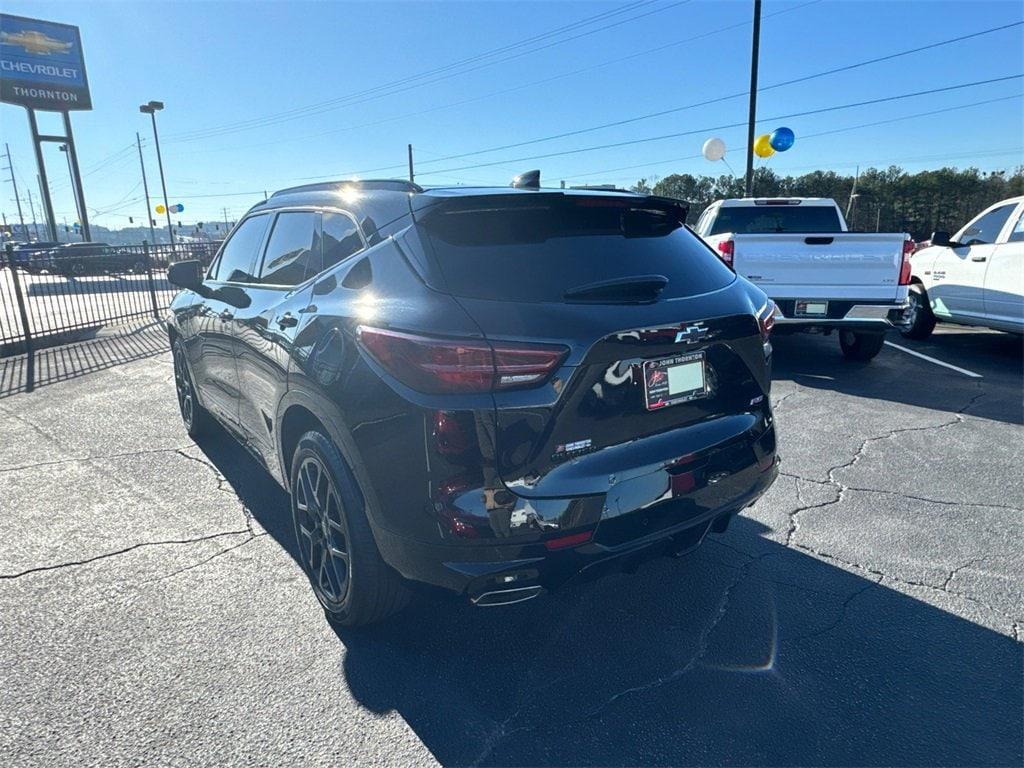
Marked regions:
[129,216,134,224]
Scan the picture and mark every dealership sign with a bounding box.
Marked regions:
[0,14,91,111]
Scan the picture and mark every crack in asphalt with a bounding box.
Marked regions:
[141,532,269,584]
[0,529,252,580]
[0,445,194,474]
[175,448,256,536]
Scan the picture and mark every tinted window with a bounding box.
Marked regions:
[1008,209,1024,243]
[959,204,1016,246]
[258,211,320,286]
[420,197,734,303]
[322,212,364,271]
[708,205,842,235]
[212,214,270,282]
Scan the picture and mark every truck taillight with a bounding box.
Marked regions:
[757,300,776,341]
[358,327,567,394]
[899,239,914,286]
[717,239,735,267]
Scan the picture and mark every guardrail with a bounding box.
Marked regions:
[1,242,220,390]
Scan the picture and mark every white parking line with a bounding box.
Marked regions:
[884,341,983,378]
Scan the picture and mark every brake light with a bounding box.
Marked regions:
[544,530,593,550]
[900,239,914,286]
[758,300,776,340]
[358,327,567,394]
[717,239,735,267]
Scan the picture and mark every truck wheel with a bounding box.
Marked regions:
[290,430,409,627]
[900,284,936,340]
[839,330,886,362]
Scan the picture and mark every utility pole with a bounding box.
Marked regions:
[744,0,762,197]
[3,143,27,241]
[408,144,415,184]
[222,207,231,233]
[26,188,40,240]
[136,132,157,245]
[140,101,174,246]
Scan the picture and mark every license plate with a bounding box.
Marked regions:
[643,351,707,410]
[795,299,828,317]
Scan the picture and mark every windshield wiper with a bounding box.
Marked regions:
[563,275,669,304]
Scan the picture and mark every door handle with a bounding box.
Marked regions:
[971,255,987,262]
[219,309,234,321]
[276,312,298,329]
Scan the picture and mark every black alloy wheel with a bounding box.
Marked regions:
[290,430,409,626]
[172,338,209,438]
[293,452,352,610]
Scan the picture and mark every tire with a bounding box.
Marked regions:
[900,283,937,340]
[172,338,211,438]
[839,330,886,362]
[290,430,409,626]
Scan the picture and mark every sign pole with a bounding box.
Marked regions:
[26,109,59,241]
[61,111,90,241]
[36,174,53,241]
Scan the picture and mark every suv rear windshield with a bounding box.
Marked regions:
[709,204,842,235]
[419,196,735,303]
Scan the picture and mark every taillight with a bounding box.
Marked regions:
[900,239,914,286]
[717,239,735,267]
[757,300,776,341]
[358,326,567,394]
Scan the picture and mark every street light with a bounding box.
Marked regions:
[59,144,84,240]
[139,100,174,246]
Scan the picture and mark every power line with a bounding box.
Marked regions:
[167,1,692,142]
[410,74,1023,177]
[337,20,1024,177]
[176,0,822,156]
[560,93,1024,182]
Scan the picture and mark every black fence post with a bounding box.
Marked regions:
[143,241,160,321]
[5,244,35,392]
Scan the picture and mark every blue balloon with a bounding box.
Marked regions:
[769,127,795,152]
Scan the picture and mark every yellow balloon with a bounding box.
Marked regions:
[754,134,775,158]
[155,204,166,214]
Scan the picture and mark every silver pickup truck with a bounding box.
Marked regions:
[696,197,912,361]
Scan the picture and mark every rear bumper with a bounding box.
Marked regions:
[772,299,909,332]
[372,427,778,603]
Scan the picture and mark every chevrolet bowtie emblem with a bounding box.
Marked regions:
[675,324,708,344]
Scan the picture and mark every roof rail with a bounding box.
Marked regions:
[270,179,423,198]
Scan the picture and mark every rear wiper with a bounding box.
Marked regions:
[563,274,668,304]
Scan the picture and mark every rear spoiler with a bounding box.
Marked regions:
[412,192,689,223]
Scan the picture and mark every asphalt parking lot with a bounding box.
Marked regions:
[0,324,1021,767]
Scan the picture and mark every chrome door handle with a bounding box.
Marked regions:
[276,312,298,329]
[971,256,987,262]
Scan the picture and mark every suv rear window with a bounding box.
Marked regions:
[419,196,734,303]
[709,205,842,235]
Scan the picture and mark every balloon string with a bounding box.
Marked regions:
[720,158,737,176]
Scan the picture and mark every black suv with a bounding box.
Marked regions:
[166,178,778,625]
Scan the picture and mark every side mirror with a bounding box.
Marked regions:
[167,259,203,290]
[929,231,952,248]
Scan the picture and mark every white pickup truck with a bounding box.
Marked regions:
[695,197,912,361]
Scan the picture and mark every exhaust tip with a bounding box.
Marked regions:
[472,585,544,607]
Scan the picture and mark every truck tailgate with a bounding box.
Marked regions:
[732,233,905,300]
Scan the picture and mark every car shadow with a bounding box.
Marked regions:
[770,330,1022,425]
[194,426,1021,767]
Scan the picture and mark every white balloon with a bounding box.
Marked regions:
[702,137,726,162]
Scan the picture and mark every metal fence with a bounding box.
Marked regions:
[1,241,220,388]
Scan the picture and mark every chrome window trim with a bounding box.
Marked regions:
[205,205,368,291]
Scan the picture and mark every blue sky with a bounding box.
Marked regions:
[1,0,1022,230]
